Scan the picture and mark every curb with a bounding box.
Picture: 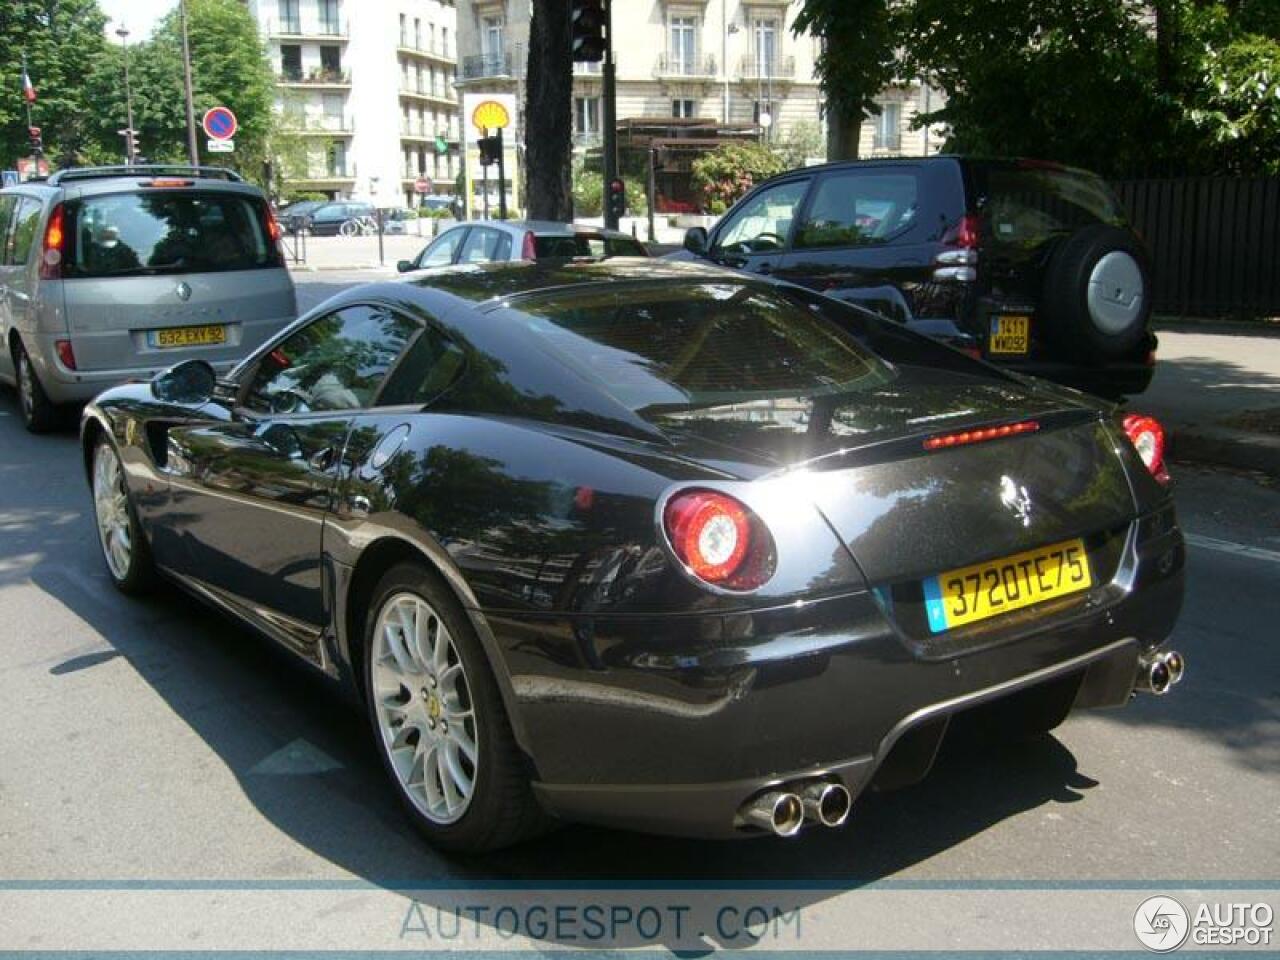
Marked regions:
[1154,318,1280,338]
[1169,424,1280,475]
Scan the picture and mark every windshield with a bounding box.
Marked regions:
[66,191,277,278]
[512,282,893,414]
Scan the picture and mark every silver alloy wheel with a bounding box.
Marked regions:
[371,591,479,824]
[1086,250,1144,335]
[17,351,34,419]
[92,444,133,581]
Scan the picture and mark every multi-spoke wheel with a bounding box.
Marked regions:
[362,563,547,852]
[13,341,58,433]
[91,438,154,593]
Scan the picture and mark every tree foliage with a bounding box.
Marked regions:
[690,143,785,215]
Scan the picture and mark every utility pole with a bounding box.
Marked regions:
[180,0,199,165]
[116,25,136,165]
[602,0,619,230]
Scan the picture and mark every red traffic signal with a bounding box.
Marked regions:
[571,0,606,63]
[607,178,626,219]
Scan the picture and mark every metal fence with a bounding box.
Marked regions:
[1111,177,1280,318]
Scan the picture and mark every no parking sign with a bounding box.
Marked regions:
[202,106,237,141]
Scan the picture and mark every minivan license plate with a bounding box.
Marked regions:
[149,325,226,348]
[923,538,1092,632]
[989,315,1030,354]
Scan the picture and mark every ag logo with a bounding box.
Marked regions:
[1134,896,1190,952]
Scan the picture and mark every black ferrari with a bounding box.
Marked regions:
[81,259,1185,852]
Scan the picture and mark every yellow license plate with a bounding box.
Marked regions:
[923,538,1092,632]
[989,314,1030,354]
[150,324,225,348]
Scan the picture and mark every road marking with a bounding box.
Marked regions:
[248,738,343,776]
[1185,532,1280,565]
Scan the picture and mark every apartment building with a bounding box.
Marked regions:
[248,0,462,208]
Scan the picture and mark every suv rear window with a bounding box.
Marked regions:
[984,165,1125,247]
[513,282,891,412]
[534,234,646,259]
[64,191,276,278]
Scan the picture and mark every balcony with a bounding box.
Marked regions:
[573,131,602,149]
[573,61,602,76]
[461,52,512,80]
[281,114,354,135]
[401,123,457,142]
[277,68,351,88]
[737,55,796,81]
[397,41,455,64]
[265,18,348,40]
[399,85,455,106]
[654,53,717,80]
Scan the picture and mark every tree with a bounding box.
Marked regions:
[0,0,111,166]
[524,0,574,220]
[792,0,897,160]
[690,142,785,214]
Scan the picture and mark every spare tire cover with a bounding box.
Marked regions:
[1040,224,1151,360]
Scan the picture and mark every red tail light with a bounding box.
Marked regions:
[944,213,980,249]
[923,419,1040,451]
[40,203,65,280]
[663,489,775,590]
[521,230,536,260]
[54,338,76,370]
[1122,413,1169,484]
[259,203,285,266]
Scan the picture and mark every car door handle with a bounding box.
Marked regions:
[308,446,335,470]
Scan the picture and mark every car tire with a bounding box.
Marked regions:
[13,339,60,433]
[362,562,548,853]
[1040,225,1152,361]
[90,436,156,594]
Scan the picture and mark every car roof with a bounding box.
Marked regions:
[456,219,638,240]
[746,153,1105,190]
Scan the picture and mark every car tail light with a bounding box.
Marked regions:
[1122,413,1169,484]
[948,213,981,249]
[40,203,65,280]
[933,214,980,282]
[521,230,536,260]
[54,338,76,370]
[259,203,285,266]
[923,419,1040,451]
[143,179,195,188]
[663,489,775,590]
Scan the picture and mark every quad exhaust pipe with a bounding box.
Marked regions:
[1135,649,1186,696]
[739,779,852,836]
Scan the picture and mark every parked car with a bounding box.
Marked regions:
[82,258,1184,852]
[397,220,648,273]
[278,199,326,233]
[0,164,296,432]
[304,201,375,237]
[673,156,1156,399]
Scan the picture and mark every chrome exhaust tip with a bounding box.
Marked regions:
[1136,653,1173,695]
[801,780,851,828]
[1162,650,1186,687]
[739,790,805,837]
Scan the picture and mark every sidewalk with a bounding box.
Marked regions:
[1138,322,1280,474]
[286,234,427,273]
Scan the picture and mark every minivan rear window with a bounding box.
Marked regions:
[64,191,276,278]
[534,234,646,259]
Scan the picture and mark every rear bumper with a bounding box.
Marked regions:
[490,515,1184,838]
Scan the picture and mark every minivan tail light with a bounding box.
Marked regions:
[54,339,77,370]
[521,230,536,260]
[1122,413,1169,484]
[40,203,65,279]
[663,489,776,591]
[259,203,285,266]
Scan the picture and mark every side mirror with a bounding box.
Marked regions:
[396,259,415,273]
[151,359,216,405]
[683,226,709,255]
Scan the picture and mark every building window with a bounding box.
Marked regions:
[323,94,344,129]
[575,96,600,134]
[277,0,300,34]
[874,102,902,150]
[319,0,338,34]
[319,45,341,77]
[672,98,696,119]
[442,27,449,57]
[280,44,302,81]
[414,18,421,49]
[328,141,347,177]
[483,16,505,58]
[399,14,407,47]
[753,18,779,76]
[669,16,696,73]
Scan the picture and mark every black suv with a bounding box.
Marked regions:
[675,156,1156,399]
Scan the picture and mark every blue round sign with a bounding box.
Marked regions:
[202,106,237,141]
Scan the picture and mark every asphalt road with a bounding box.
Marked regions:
[0,278,1276,949]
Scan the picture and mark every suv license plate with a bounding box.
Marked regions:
[989,314,1030,355]
[149,325,226,348]
[922,538,1092,632]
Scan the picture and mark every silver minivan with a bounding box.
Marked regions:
[0,165,296,431]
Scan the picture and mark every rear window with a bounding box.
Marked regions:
[985,165,1125,247]
[65,191,276,278]
[512,282,891,413]
[534,234,646,259]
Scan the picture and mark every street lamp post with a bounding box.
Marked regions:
[179,0,199,165]
[116,24,136,165]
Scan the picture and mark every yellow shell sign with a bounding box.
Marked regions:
[471,99,511,131]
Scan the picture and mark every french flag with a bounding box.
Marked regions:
[21,65,36,104]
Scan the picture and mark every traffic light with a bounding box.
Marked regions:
[477,135,501,167]
[607,178,626,221]
[28,126,42,157]
[571,0,606,63]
